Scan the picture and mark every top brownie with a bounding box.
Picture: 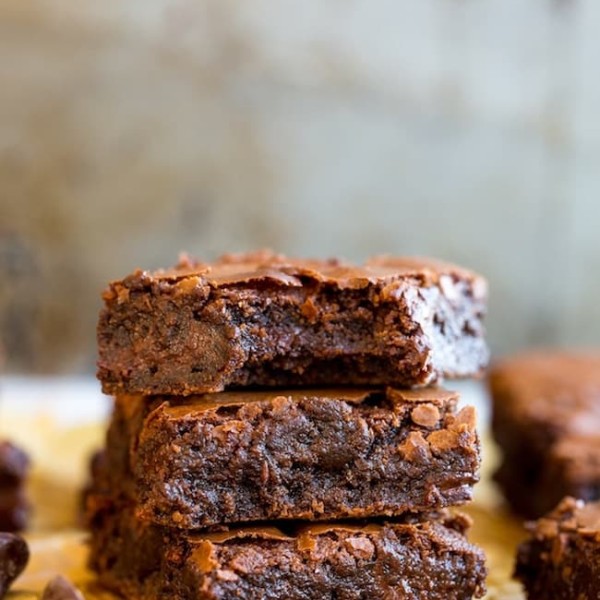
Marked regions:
[98,251,488,395]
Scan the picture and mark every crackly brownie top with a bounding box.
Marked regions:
[185,510,472,547]
[143,387,460,419]
[104,250,487,296]
[528,496,600,542]
[490,351,600,434]
[132,387,477,473]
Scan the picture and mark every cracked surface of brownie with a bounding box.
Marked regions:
[88,499,487,600]
[98,251,488,395]
[102,387,480,529]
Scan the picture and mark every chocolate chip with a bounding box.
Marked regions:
[0,532,29,598]
[41,575,85,600]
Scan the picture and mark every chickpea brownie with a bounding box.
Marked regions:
[490,351,600,517]
[102,387,480,529]
[89,500,487,600]
[97,252,488,396]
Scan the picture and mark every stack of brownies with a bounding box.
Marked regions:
[88,251,490,599]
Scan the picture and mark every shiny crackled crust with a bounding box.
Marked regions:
[490,351,600,517]
[515,497,600,600]
[100,387,480,529]
[88,500,487,600]
[97,251,488,395]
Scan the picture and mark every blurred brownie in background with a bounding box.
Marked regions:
[490,351,600,518]
[79,449,106,524]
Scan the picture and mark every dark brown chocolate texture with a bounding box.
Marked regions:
[102,387,480,529]
[515,496,600,599]
[88,500,487,600]
[490,351,600,518]
[0,533,29,598]
[97,251,489,395]
[80,449,107,523]
[0,442,30,532]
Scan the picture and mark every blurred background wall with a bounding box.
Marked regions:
[1,0,599,373]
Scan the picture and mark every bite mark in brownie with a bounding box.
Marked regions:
[88,499,487,600]
[515,496,600,600]
[490,351,600,517]
[103,387,481,529]
[97,251,489,395]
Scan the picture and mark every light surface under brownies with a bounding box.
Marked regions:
[100,387,480,529]
[97,251,489,396]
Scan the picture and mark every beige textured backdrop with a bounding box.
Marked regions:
[1,0,600,373]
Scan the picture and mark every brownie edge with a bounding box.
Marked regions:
[97,251,488,395]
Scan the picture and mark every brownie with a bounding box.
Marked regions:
[88,499,487,600]
[0,442,29,532]
[515,496,600,599]
[103,387,480,529]
[490,351,600,517]
[97,251,488,395]
[79,449,107,523]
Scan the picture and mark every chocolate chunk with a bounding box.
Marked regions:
[0,442,30,532]
[0,443,29,487]
[0,532,29,598]
[41,575,85,600]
